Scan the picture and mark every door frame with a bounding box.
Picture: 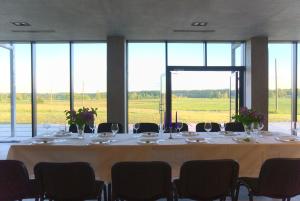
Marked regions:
[165,66,245,124]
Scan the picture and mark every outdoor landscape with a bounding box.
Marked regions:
[0,89,293,125]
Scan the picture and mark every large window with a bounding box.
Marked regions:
[0,45,11,136]
[73,43,107,124]
[128,43,166,129]
[36,44,70,135]
[15,44,32,137]
[268,43,292,133]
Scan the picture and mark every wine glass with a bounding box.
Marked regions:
[204,122,212,133]
[258,122,264,135]
[176,122,183,133]
[111,123,119,137]
[219,122,225,133]
[89,122,96,134]
[133,123,140,134]
[168,123,173,139]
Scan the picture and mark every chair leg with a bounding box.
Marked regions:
[235,182,241,201]
[103,184,107,201]
[249,193,254,201]
[108,183,112,201]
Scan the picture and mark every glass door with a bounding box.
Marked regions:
[170,70,240,131]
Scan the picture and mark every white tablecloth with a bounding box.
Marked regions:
[7,132,300,182]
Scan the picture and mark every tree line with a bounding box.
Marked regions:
[0,89,292,102]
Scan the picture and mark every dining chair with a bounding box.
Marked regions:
[164,122,188,133]
[173,159,239,201]
[196,122,221,132]
[237,158,300,201]
[69,123,77,133]
[225,122,245,132]
[0,160,40,201]
[97,123,124,133]
[133,122,159,133]
[34,162,106,201]
[111,161,173,201]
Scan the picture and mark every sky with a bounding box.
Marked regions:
[0,42,294,93]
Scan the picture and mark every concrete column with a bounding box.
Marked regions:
[245,36,269,129]
[107,36,127,132]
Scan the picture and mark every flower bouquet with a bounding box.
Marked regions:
[65,107,97,134]
[232,107,264,134]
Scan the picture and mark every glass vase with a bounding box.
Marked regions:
[243,123,252,135]
[77,124,85,135]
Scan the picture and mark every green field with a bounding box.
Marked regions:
[0,96,295,124]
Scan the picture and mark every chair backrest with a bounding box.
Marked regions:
[258,158,300,198]
[196,122,221,132]
[69,123,77,133]
[134,123,159,133]
[111,161,172,201]
[97,123,124,133]
[164,122,188,133]
[225,122,245,132]
[34,162,99,200]
[176,160,239,200]
[0,160,35,200]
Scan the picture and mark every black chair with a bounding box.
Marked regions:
[69,123,77,133]
[34,162,106,201]
[237,158,300,201]
[164,122,188,133]
[174,159,239,201]
[0,160,40,201]
[134,123,159,133]
[196,122,221,132]
[111,161,173,201]
[225,122,245,132]
[97,123,124,133]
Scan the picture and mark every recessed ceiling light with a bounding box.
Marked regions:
[11,22,31,26]
[191,22,208,26]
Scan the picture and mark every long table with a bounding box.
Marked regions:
[7,132,300,182]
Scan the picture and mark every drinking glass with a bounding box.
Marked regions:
[133,123,140,134]
[204,122,212,133]
[111,123,119,137]
[89,122,96,134]
[176,122,183,133]
[258,122,264,135]
[219,122,225,132]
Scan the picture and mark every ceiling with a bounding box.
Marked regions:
[0,0,300,41]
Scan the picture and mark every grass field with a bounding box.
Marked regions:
[0,96,295,124]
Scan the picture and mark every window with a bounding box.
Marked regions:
[36,43,70,135]
[167,43,204,66]
[15,43,32,137]
[207,43,232,66]
[73,43,107,124]
[268,43,292,133]
[128,43,166,129]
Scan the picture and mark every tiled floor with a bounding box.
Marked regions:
[1,141,299,201]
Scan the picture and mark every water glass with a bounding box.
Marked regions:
[204,122,212,133]
[176,122,183,133]
[111,123,119,136]
[133,123,140,134]
[219,122,225,132]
